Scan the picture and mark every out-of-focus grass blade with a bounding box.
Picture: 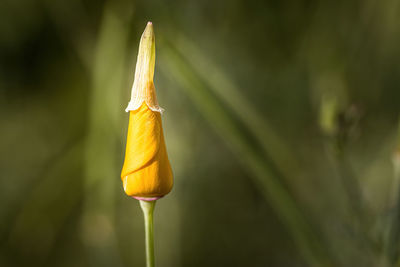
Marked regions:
[159,44,333,267]
[83,2,132,266]
[170,33,302,181]
[383,118,400,265]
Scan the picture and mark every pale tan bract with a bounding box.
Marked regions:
[125,22,164,113]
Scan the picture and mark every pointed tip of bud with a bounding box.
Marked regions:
[142,21,154,40]
[135,21,155,78]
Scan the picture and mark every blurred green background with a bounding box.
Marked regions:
[1,0,400,266]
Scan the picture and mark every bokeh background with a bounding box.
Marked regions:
[1,0,400,266]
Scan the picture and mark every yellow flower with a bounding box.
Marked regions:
[121,22,173,200]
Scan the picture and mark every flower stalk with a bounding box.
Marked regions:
[140,200,156,267]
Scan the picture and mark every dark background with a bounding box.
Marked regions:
[1,0,400,266]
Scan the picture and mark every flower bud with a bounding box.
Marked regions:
[121,22,173,200]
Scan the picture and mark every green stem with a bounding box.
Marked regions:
[140,200,156,267]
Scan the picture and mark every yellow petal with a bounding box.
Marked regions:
[121,103,173,197]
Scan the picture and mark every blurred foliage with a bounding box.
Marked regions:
[0,0,400,266]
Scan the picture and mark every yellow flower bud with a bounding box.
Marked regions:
[121,22,173,200]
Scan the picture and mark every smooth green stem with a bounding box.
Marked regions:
[140,200,156,267]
